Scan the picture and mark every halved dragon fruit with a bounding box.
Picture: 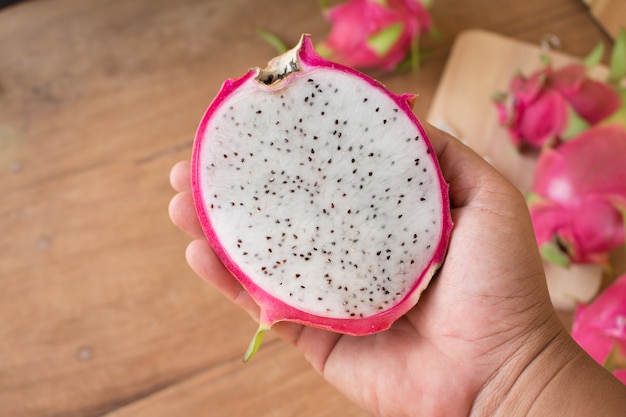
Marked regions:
[191,35,452,360]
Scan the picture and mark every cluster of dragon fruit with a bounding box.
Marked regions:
[494,31,626,384]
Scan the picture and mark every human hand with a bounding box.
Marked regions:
[169,124,625,416]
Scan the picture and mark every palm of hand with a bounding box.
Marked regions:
[169,126,560,417]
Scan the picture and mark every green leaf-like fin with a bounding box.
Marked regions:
[540,241,571,268]
[526,192,546,206]
[609,28,626,83]
[562,105,590,140]
[604,342,626,373]
[243,323,271,362]
[583,42,604,70]
[258,30,289,54]
[540,54,552,66]
[367,23,404,56]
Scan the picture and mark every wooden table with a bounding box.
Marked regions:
[0,1,616,416]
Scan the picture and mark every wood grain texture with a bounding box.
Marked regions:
[582,0,626,38]
[0,1,612,416]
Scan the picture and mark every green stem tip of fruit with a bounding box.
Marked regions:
[243,323,271,362]
[258,30,289,54]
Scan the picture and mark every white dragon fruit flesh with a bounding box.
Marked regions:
[191,35,452,360]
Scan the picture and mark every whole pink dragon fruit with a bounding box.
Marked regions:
[317,0,432,71]
[494,63,621,149]
[191,35,452,360]
[572,274,626,384]
[528,125,626,266]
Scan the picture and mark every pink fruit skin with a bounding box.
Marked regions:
[496,64,621,149]
[319,0,431,71]
[551,65,621,124]
[529,125,626,264]
[191,35,453,336]
[572,274,626,384]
